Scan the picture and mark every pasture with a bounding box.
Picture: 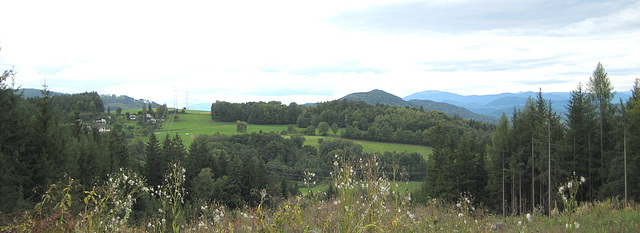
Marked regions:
[149,110,433,158]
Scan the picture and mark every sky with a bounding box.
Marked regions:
[0,0,638,107]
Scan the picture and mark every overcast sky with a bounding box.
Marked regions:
[1,0,638,106]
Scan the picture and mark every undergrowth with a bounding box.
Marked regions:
[1,156,639,232]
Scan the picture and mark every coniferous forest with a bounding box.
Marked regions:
[1,63,639,232]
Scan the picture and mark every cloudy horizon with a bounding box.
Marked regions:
[1,0,638,106]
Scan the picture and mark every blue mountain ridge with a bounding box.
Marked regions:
[404,90,632,119]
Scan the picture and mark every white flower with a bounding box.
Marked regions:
[526,213,532,222]
[559,186,565,193]
[574,222,580,229]
[580,176,586,183]
[517,221,522,226]
[456,203,462,208]
[458,213,464,218]
[567,181,573,189]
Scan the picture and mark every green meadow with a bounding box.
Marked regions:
[146,110,433,158]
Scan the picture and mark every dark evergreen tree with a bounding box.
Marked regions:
[0,69,29,212]
[587,62,615,198]
[625,78,640,202]
[565,83,597,201]
[486,113,512,215]
[145,133,163,187]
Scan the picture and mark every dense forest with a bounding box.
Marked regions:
[1,63,639,231]
[22,88,160,111]
[211,98,494,146]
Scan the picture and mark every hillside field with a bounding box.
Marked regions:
[146,110,433,159]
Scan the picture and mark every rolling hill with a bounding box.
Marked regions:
[20,88,161,111]
[340,89,498,123]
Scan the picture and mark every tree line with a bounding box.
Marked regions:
[416,63,639,215]
[212,98,494,147]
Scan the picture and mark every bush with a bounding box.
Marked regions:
[303,125,316,136]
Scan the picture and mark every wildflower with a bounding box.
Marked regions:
[574,222,580,228]
[458,213,464,218]
[526,213,532,222]
[456,203,462,208]
[567,181,573,189]
[517,221,522,226]
[559,186,565,193]
[580,176,586,183]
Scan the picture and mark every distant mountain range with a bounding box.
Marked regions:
[404,90,632,119]
[341,89,499,123]
[21,87,633,123]
[21,88,160,111]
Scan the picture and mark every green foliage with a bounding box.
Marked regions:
[304,125,316,135]
[331,122,339,135]
[236,120,247,133]
[318,121,330,136]
[211,100,302,124]
[100,94,160,111]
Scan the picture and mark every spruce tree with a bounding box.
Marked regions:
[587,62,614,198]
[145,133,163,187]
[487,113,511,215]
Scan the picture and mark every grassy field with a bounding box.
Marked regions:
[144,110,433,158]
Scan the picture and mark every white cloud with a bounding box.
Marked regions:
[0,0,638,106]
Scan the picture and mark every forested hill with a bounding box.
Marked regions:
[341,89,409,107]
[21,88,67,98]
[100,94,160,110]
[21,88,160,110]
[340,89,498,124]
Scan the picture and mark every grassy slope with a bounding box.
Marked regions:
[150,110,433,159]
